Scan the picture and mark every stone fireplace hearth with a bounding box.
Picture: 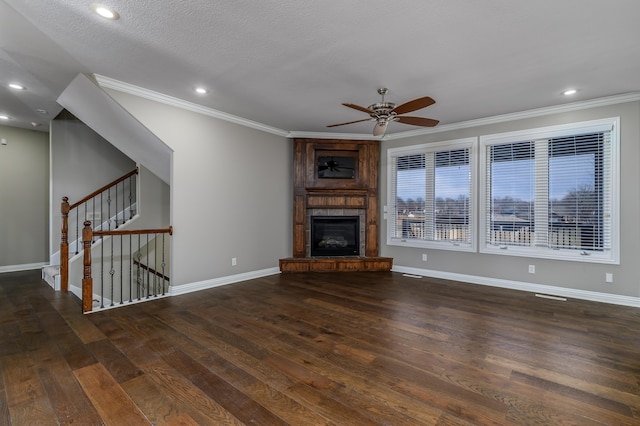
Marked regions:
[279,138,392,272]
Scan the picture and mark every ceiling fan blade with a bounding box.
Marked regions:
[391,96,436,115]
[373,122,387,136]
[342,103,376,114]
[326,118,372,128]
[396,116,440,127]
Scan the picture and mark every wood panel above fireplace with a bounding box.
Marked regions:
[280,138,392,272]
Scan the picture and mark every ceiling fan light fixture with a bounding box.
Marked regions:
[373,122,387,136]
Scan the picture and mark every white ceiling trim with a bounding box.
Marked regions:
[94,74,290,138]
[285,131,383,141]
[278,92,640,141]
[94,73,640,142]
[382,92,640,141]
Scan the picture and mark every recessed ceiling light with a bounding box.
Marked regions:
[195,87,208,94]
[91,3,119,20]
[36,109,48,114]
[562,89,577,96]
[9,83,26,90]
[0,115,9,120]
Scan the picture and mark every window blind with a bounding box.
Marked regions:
[389,141,473,249]
[484,130,611,254]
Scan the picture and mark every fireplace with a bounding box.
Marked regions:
[280,138,392,272]
[310,216,360,257]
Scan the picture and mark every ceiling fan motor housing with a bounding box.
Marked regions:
[368,102,398,125]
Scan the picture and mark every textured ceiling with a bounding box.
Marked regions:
[1,0,640,135]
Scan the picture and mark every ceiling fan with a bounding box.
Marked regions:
[327,88,439,136]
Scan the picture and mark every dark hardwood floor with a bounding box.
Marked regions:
[1,270,639,425]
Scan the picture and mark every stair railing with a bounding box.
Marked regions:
[81,220,173,313]
[61,168,138,291]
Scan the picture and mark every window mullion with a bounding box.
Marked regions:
[424,153,435,241]
[602,132,612,251]
[534,139,549,248]
[390,158,399,238]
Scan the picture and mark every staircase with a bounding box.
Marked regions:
[48,167,173,313]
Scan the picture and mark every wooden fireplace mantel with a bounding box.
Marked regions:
[279,138,392,272]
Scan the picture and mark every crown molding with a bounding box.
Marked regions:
[383,92,640,141]
[286,130,382,140]
[294,92,640,141]
[94,75,290,138]
[93,75,640,142]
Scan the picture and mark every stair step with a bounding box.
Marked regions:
[42,265,61,291]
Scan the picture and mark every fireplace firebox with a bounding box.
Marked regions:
[310,216,360,257]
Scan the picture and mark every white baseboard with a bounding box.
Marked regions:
[66,267,280,313]
[392,265,640,308]
[0,262,48,273]
[169,267,281,296]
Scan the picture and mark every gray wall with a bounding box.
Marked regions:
[0,125,49,268]
[50,114,136,257]
[105,89,292,287]
[380,100,640,298]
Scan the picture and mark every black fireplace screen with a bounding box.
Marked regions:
[310,216,359,256]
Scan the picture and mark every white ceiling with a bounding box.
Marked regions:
[2,0,640,135]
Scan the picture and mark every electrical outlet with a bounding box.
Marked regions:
[605,272,613,283]
[231,257,237,266]
[422,253,428,262]
[528,265,535,274]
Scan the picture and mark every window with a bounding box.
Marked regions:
[480,118,619,263]
[387,138,476,251]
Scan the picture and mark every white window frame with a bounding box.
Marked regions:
[479,117,620,264]
[386,137,477,252]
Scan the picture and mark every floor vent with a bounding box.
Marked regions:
[402,273,423,279]
[535,293,567,301]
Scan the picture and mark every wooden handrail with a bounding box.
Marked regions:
[69,167,138,210]
[82,221,172,313]
[60,167,139,293]
[93,226,173,237]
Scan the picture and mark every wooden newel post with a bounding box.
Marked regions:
[60,197,69,292]
[81,220,93,313]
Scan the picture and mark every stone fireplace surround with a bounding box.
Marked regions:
[279,138,392,272]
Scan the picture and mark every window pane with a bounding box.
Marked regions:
[435,149,470,244]
[393,154,426,239]
[488,141,535,247]
[548,133,604,251]
[389,142,473,249]
[481,119,616,263]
